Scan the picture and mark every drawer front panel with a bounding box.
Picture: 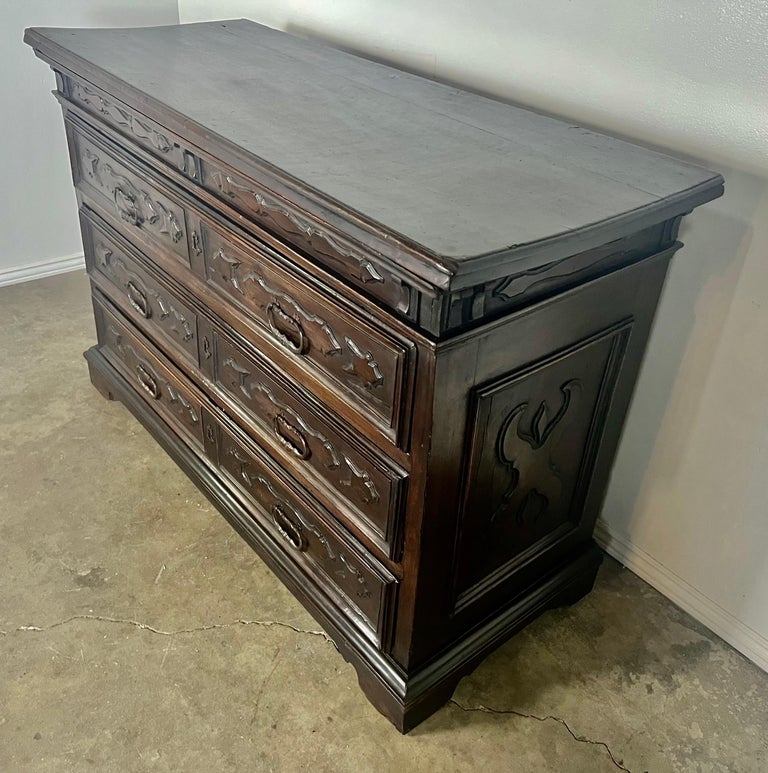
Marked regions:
[213,331,404,551]
[69,122,190,265]
[201,162,414,319]
[94,297,203,446]
[82,210,199,366]
[200,218,408,431]
[65,75,198,180]
[205,413,393,641]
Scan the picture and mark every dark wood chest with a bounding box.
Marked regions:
[26,19,723,732]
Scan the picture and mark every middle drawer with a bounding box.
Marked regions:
[81,208,406,560]
[201,329,406,557]
[66,116,413,449]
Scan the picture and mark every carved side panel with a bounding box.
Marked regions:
[454,322,631,606]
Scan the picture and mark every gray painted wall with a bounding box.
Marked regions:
[0,0,179,284]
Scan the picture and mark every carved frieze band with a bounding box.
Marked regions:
[445,249,634,334]
[213,171,383,283]
[67,75,412,319]
[210,170,413,315]
[67,78,201,181]
[70,79,173,153]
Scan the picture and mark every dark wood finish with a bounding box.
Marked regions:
[69,113,417,450]
[27,20,723,732]
[68,121,190,266]
[198,213,411,435]
[82,205,407,561]
[208,331,407,559]
[94,297,203,447]
[82,208,199,367]
[206,411,397,645]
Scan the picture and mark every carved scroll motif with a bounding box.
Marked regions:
[211,247,386,393]
[81,147,184,246]
[492,379,581,528]
[220,355,381,508]
[97,245,194,345]
[105,324,199,426]
[223,444,372,599]
[71,80,173,153]
[212,171,385,286]
[222,355,340,469]
[211,248,341,356]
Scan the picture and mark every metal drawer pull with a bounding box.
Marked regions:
[135,364,160,399]
[126,280,151,318]
[271,504,307,551]
[113,184,143,227]
[273,414,311,459]
[266,302,307,354]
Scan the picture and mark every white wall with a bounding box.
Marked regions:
[0,0,179,286]
[179,1,768,668]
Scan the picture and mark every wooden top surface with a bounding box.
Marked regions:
[26,19,722,274]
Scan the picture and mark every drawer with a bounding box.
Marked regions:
[197,215,411,435]
[208,327,405,556]
[82,208,200,367]
[93,295,204,447]
[67,120,191,266]
[200,161,414,318]
[65,74,198,180]
[203,411,396,643]
[60,77,417,326]
[80,203,406,558]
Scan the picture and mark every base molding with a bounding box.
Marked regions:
[396,545,602,731]
[594,518,768,673]
[0,252,85,288]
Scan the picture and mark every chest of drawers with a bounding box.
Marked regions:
[26,20,723,732]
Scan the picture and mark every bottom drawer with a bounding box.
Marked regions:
[203,412,396,644]
[94,294,204,446]
[92,291,396,645]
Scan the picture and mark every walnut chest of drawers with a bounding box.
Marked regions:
[26,19,723,732]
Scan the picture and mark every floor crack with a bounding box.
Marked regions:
[449,699,630,772]
[11,615,336,646]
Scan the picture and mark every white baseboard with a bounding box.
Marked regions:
[594,519,768,673]
[0,252,85,288]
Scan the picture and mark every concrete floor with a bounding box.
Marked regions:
[1,270,767,773]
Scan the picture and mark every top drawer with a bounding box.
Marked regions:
[67,122,191,266]
[60,74,417,325]
[66,76,197,179]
